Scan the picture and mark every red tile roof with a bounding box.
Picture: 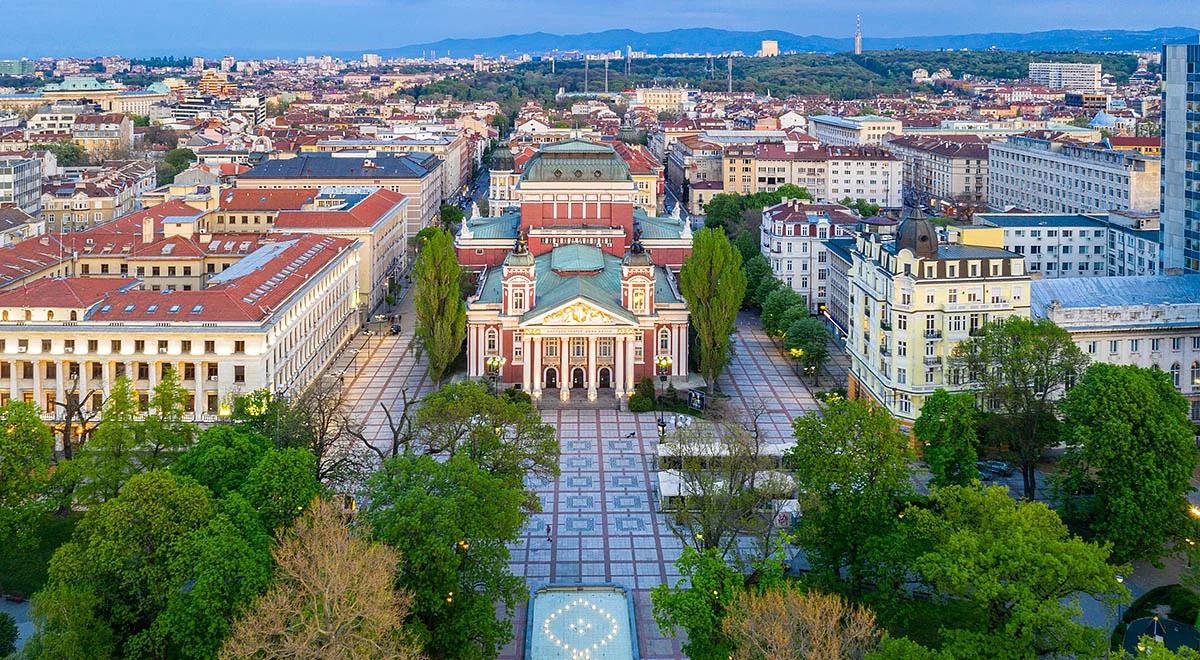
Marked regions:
[218,188,318,211]
[273,189,407,230]
[0,277,137,308]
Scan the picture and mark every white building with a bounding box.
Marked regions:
[1028,62,1102,92]
[0,155,41,215]
[759,199,859,312]
[1105,210,1162,277]
[1032,275,1200,422]
[808,114,903,146]
[988,133,1160,214]
[969,213,1109,279]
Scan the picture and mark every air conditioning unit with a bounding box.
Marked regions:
[64,347,74,353]
[158,348,169,354]
[208,376,218,382]
[17,346,27,353]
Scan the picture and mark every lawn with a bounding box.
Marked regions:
[0,512,81,599]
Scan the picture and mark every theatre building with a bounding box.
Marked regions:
[457,140,693,405]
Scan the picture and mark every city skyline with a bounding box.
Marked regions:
[3,0,1200,58]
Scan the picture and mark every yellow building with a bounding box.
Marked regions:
[846,216,1031,422]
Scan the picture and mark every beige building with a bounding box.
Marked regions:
[808,114,903,146]
[722,143,902,209]
[884,135,990,209]
[0,233,360,420]
[847,216,1031,422]
[631,87,695,114]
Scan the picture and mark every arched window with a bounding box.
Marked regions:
[69,311,77,321]
[2,311,8,321]
[24,310,30,321]
[658,327,671,353]
[485,328,498,354]
[1171,362,1181,389]
[1191,361,1200,389]
[47,311,53,321]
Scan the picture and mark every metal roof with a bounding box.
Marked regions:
[1032,274,1200,314]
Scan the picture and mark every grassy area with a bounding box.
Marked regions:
[1111,584,1200,649]
[0,511,81,599]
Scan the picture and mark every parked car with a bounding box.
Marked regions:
[976,460,1015,477]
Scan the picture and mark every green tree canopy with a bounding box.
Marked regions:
[681,228,747,394]
[439,203,465,229]
[651,546,785,660]
[760,286,805,337]
[951,316,1088,500]
[784,316,830,386]
[912,389,979,488]
[26,471,273,659]
[732,231,760,267]
[1059,363,1199,564]
[363,453,527,658]
[742,253,772,308]
[413,228,466,385]
[787,398,912,594]
[64,377,141,506]
[0,400,54,557]
[31,140,86,167]
[901,485,1126,659]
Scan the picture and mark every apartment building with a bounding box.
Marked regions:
[40,160,155,233]
[303,131,471,201]
[1028,62,1102,92]
[847,216,1031,422]
[0,234,360,420]
[237,151,442,238]
[968,213,1109,278]
[721,143,902,209]
[884,135,989,209]
[70,113,133,155]
[0,155,41,214]
[988,132,1159,214]
[808,114,903,146]
[631,87,695,113]
[759,199,859,312]
[1032,275,1200,421]
[1106,210,1162,277]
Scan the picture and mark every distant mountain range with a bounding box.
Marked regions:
[368,26,1200,58]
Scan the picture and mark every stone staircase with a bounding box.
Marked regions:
[536,390,622,411]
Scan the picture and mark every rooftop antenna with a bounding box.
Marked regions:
[854,15,863,55]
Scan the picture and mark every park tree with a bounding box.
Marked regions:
[752,275,782,310]
[900,485,1126,659]
[140,367,197,471]
[30,140,86,167]
[680,228,747,395]
[784,317,830,386]
[659,414,794,560]
[413,228,466,385]
[363,453,527,659]
[25,471,273,659]
[912,389,979,487]
[407,381,559,493]
[787,398,912,595]
[774,183,812,200]
[652,546,785,660]
[0,613,15,657]
[1058,363,1198,564]
[0,401,55,555]
[760,287,804,337]
[170,425,273,497]
[219,498,421,660]
[238,447,323,532]
[439,203,464,229]
[733,231,760,268]
[722,585,881,660]
[742,254,773,308]
[703,193,746,230]
[64,377,141,506]
[951,316,1088,500]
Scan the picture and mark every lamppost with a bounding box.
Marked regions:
[485,355,507,395]
[1116,574,1125,625]
[655,354,673,439]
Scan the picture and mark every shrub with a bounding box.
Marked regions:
[635,377,657,400]
[628,393,655,413]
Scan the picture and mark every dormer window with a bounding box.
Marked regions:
[511,288,525,314]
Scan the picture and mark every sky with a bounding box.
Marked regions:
[2,0,1199,58]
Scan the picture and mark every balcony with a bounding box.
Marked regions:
[923,356,943,366]
[924,330,943,339]
[879,320,892,331]
[879,346,891,356]
[968,327,985,337]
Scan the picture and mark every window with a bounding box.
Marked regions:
[898,393,912,414]
[897,340,907,357]
[234,341,245,354]
[511,288,525,314]
[134,340,145,353]
[1172,337,1183,351]
[1109,340,1119,353]
[658,328,671,353]
[204,340,215,353]
[897,368,907,384]
[1192,361,1200,389]
[513,333,524,362]
[571,337,586,358]
[1129,339,1139,353]
[545,339,558,358]
[1171,363,1181,389]
[599,339,612,358]
[485,328,498,354]
[1152,338,1162,352]
[634,338,644,362]
[234,365,245,384]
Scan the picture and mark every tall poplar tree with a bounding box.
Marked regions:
[413,228,466,385]
[680,228,747,395]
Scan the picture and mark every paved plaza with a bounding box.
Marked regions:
[338,307,830,659]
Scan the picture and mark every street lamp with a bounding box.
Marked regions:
[655,354,673,438]
[485,355,507,395]
[1116,575,1125,625]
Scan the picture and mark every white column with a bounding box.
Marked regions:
[32,359,42,411]
[466,325,477,377]
[559,338,569,402]
[586,336,597,401]
[532,336,543,399]
[148,359,158,392]
[54,361,65,419]
[614,336,626,398]
[674,324,685,376]
[8,360,17,401]
[193,362,203,419]
[680,322,689,377]
[101,361,111,400]
[625,335,636,391]
[522,336,532,393]
[78,360,88,411]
